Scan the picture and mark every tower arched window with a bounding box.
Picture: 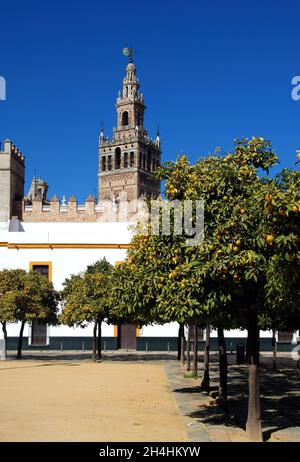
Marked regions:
[122,111,129,126]
[124,152,128,168]
[102,156,106,172]
[107,155,112,171]
[130,151,134,167]
[115,147,121,169]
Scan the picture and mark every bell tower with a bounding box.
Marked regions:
[98,50,161,202]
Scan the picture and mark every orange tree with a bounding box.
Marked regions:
[0,269,28,359]
[60,258,114,361]
[257,167,300,338]
[158,138,300,441]
[15,270,59,358]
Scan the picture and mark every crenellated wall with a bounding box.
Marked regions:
[18,194,144,222]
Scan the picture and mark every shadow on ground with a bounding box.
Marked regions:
[171,355,300,442]
[3,352,178,362]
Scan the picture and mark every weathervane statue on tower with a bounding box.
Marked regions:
[122,45,133,63]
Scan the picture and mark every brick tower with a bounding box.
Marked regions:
[98,53,161,202]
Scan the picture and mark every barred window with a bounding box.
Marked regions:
[278,331,293,343]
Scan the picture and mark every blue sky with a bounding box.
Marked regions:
[0,0,300,202]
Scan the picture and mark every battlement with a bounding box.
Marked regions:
[18,194,141,223]
[0,139,25,165]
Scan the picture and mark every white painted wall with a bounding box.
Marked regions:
[141,323,179,337]
[6,221,134,244]
[0,220,131,338]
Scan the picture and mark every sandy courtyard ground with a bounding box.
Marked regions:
[0,361,188,442]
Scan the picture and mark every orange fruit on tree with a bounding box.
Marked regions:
[265,193,273,202]
[265,234,275,244]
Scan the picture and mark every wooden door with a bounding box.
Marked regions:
[118,324,137,350]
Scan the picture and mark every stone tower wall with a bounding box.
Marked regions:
[0,140,25,222]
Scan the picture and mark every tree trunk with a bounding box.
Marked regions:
[193,323,198,376]
[201,325,210,390]
[272,329,277,371]
[97,320,102,360]
[181,327,185,365]
[186,325,191,371]
[246,311,263,442]
[217,327,228,401]
[177,324,184,360]
[92,321,97,362]
[1,322,7,360]
[17,321,26,359]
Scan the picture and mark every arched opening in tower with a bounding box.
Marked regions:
[130,151,134,167]
[115,147,121,169]
[122,111,129,126]
[124,152,128,168]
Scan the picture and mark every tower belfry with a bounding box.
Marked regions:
[98,51,161,202]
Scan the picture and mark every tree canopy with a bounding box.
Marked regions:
[60,258,114,360]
